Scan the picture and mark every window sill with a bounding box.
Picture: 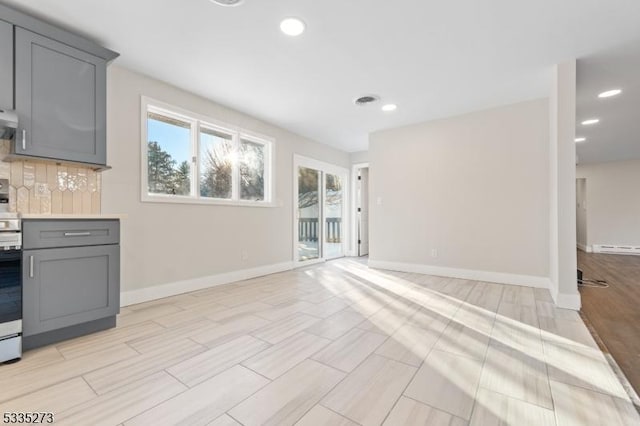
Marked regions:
[141,194,278,208]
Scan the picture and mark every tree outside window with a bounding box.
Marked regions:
[144,101,272,205]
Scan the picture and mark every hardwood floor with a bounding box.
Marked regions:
[578,250,640,396]
[1,258,638,425]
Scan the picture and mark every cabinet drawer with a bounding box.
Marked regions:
[23,220,119,249]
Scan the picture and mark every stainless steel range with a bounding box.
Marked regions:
[0,178,22,363]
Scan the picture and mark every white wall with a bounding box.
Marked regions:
[368,99,550,285]
[576,159,640,247]
[548,61,580,309]
[350,151,369,164]
[103,66,349,297]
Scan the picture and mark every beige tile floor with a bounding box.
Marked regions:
[1,258,639,425]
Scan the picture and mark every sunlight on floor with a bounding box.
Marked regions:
[1,257,638,425]
[321,259,640,425]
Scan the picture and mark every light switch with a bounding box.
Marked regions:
[376,197,383,206]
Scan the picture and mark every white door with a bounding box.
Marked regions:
[358,168,369,256]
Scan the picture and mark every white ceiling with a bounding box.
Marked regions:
[576,41,640,164]
[5,0,640,152]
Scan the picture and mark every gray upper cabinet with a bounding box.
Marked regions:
[22,244,120,337]
[1,3,118,168]
[0,20,12,109]
[14,28,107,165]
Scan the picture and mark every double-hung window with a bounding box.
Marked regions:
[142,97,273,205]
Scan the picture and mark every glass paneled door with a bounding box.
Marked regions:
[324,173,343,259]
[295,156,348,263]
[297,167,320,261]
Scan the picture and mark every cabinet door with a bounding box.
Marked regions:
[0,20,12,109]
[14,28,107,165]
[23,245,119,337]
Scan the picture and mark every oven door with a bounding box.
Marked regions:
[0,250,22,334]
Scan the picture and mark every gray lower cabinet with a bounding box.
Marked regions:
[0,20,12,109]
[22,245,120,337]
[14,27,107,165]
[21,219,120,349]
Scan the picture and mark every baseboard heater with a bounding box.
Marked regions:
[592,244,640,255]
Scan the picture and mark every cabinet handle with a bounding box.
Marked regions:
[29,255,34,278]
[64,232,91,237]
[22,129,26,151]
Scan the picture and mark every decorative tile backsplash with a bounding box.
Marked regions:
[0,140,101,214]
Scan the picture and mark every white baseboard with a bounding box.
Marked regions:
[554,292,582,310]
[120,261,294,307]
[576,243,592,253]
[592,244,640,255]
[542,279,581,311]
[548,279,559,302]
[368,260,551,289]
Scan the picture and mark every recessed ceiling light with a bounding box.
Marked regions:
[382,104,397,112]
[280,17,305,36]
[598,89,622,98]
[210,0,244,6]
[575,137,586,143]
[581,119,600,125]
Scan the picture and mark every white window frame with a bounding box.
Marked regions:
[141,96,275,207]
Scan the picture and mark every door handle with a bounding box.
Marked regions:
[22,129,26,151]
[29,255,34,278]
[64,232,91,237]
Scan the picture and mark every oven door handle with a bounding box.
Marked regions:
[29,255,34,278]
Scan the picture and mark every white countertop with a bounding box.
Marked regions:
[20,213,127,220]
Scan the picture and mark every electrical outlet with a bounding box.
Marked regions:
[431,249,438,258]
[241,249,249,261]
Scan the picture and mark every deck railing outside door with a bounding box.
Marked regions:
[298,218,341,243]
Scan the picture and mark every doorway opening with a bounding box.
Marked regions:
[352,163,369,257]
[576,178,588,253]
[356,167,369,256]
[574,42,640,400]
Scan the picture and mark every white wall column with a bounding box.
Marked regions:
[549,60,581,309]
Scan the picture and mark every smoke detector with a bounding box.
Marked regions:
[210,0,244,6]
[354,95,380,106]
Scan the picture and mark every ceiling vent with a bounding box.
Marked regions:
[210,0,244,6]
[354,95,380,106]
